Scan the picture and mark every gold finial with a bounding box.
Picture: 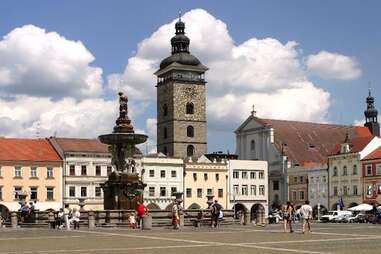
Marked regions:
[178,10,182,21]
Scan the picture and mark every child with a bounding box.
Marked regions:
[128,213,136,229]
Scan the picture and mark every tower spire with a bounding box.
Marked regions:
[364,85,380,136]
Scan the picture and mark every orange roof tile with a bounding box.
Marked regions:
[259,118,372,165]
[362,146,381,161]
[331,136,374,156]
[0,138,61,162]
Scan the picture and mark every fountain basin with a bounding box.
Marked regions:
[99,133,147,145]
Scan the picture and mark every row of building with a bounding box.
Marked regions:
[0,137,268,220]
[235,91,381,214]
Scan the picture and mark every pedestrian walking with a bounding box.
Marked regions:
[211,200,222,228]
[135,201,146,229]
[284,201,294,233]
[63,204,70,230]
[172,201,180,230]
[300,200,313,233]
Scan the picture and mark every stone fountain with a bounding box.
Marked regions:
[99,92,148,210]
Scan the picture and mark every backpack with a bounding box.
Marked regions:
[212,203,222,215]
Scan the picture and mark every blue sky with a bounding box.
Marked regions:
[0,1,380,153]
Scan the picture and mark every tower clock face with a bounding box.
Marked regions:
[184,87,197,98]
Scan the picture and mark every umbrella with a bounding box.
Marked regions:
[348,204,373,211]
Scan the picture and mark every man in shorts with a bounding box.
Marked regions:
[300,200,313,233]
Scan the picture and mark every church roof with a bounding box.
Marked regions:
[238,116,372,166]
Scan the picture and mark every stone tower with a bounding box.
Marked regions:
[155,15,208,158]
[364,89,380,136]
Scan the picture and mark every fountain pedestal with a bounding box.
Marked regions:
[99,92,148,210]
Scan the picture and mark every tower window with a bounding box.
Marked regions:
[163,104,168,117]
[250,140,255,151]
[163,146,168,155]
[187,126,194,137]
[187,145,195,157]
[163,127,168,139]
[186,103,194,114]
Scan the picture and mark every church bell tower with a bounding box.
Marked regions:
[364,89,380,137]
[155,14,208,158]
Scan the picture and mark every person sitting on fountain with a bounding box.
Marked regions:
[128,213,136,229]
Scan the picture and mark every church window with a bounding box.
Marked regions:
[186,103,194,114]
[163,127,168,139]
[187,145,195,157]
[187,126,194,137]
[163,104,168,117]
[250,140,255,151]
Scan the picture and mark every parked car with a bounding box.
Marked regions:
[321,210,352,223]
[347,213,366,223]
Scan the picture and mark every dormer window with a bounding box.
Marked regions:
[340,143,350,153]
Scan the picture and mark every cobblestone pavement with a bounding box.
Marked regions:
[1,223,381,253]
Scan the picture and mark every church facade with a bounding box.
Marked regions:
[155,17,208,159]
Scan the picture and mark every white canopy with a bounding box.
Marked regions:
[348,203,373,211]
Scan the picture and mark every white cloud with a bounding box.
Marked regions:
[108,8,333,134]
[0,25,103,98]
[306,50,362,80]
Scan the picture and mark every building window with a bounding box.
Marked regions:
[333,186,338,196]
[0,186,2,200]
[171,170,177,178]
[14,166,22,178]
[149,187,155,197]
[14,187,22,200]
[46,187,54,201]
[160,187,166,197]
[107,166,112,175]
[343,186,348,196]
[149,170,155,177]
[30,167,37,178]
[353,165,358,175]
[69,165,75,176]
[233,185,239,195]
[187,145,195,157]
[333,166,338,177]
[186,102,194,114]
[81,165,87,176]
[207,188,213,196]
[323,176,327,182]
[163,104,168,116]
[96,165,101,176]
[215,173,219,181]
[30,187,37,200]
[197,188,202,198]
[343,166,348,176]
[250,172,256,179]
[273,180,279,191]
[160,170,166,178]
[47,167,53,178]
[218,189,223,198]
[259,185,265,195]
[0,166,2,177]
[233,171,239,179]
[353,185,358,195]
[258,171,264,179]
[193,173,197,181]
[366,165,372,176]
[242,171,248,179]
[299,191,304,200]
[310,177,314,183]
[80,187,87,197]
[376,164,381,175]
[250,140,256,151]
[163,146,168,155]
[95,187,102,197]
[242,185,248,196]
[250,185,256,195]
[187,126,194,137]
[204,173,208,181]
[163,127,168,139]
[69,186,75,197]
[292,191,297,201]
[294,176,298,183]
[300,176,304,183]
[186,188,192,198]
[171,187,177,196]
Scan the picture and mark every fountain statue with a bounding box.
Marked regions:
[99,92,148,210]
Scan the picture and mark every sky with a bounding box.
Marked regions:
[0,1,380,154]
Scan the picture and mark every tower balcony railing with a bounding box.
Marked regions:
[157,75,205,85]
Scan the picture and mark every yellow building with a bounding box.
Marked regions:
[0,138,63,215]
[183,155,228,209]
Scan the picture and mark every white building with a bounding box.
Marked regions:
[139,153,184,210]
[308,168,329,212]
[228,159,268,222]
[49,137,114,210]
